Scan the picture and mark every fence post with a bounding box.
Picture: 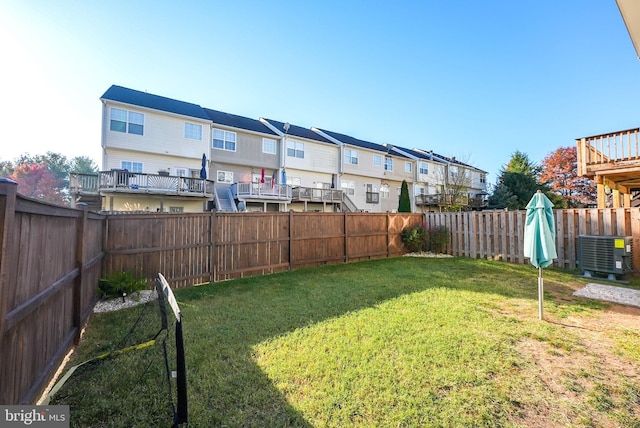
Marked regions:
[0,178,18,404]
[288,210,294,270]
[386,213,391,258]
[73,204,88,344]
[210,210,216,283]
[344,211,349,263]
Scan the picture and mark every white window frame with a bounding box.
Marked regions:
[121,161,143,173]
[381,184,390,198]
[262,138,277,154]
[174,168,188,177]
[373,154,382,167]
[110,107,144,135]
[184,122,202,140]
[419,162,428,175]
[217,170,233,183]
[384,157,393,171]
[345,148,359,165]
[287,140,304,158]
[213,129,237,151]
[405,162,412,173]
[341,179,355,195]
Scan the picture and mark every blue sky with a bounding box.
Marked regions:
[2,1,639,186]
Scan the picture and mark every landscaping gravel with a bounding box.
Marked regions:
[93,290,158,313]
[573,283,640,308]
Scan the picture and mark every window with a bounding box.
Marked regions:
[174,168,187,177]
[384,157,393,171]
[381,184,390,199]
[373,155,382,167]
[341,180,355,195]
[365,183,379,203]
[288,176,301,186]
[405,162,412,173]
[287,140,304,158]
[217,170,233,183]
[480,174,486,183]
[450,166,459,179]
[263,138,277,154]
[184,122,202,140]
[110,108,144,135]
[419,162,428,175]
[121,161,142,173]
[345,148,359,165]
[213,129,236,151]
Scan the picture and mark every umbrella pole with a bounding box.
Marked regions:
[538,267,543,320]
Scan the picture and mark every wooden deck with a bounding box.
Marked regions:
[577,127,640,208]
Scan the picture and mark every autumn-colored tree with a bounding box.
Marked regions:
[540,146,596,207]
[9,163,66,204]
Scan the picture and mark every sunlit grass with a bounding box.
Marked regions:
[57,257,640,427]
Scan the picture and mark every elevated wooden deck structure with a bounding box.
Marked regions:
[577,127,640,208]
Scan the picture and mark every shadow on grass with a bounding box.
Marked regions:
[174,256,606,426]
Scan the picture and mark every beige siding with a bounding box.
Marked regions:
[103,101,210,161]
[104,149,206,176]
[284,137,338,174]
[211,127,279,168]
[103,194,206,213]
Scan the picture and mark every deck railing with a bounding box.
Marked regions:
[577,127,640,175]
[232,182,291,200]
[70,171,214,197]
[291,187,343,203]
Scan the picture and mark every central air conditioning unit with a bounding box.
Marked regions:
[578,235,633,279]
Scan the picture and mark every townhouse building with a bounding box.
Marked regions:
[70,85,487,213]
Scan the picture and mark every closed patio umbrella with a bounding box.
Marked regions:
[200,153,207,179]
[523,190,557,320]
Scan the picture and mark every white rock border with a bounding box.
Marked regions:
[573,283,640,308]
[93,290,158,313]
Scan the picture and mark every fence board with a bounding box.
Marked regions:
[426,208,640,270]
[0,184,104,405]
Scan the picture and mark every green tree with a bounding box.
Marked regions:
[70,156,99,174]
[488,151,550,209]
[398,180,411,212]
[0,160,14,178]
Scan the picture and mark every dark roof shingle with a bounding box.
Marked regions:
[101,85,210,120]
[204,109,277,135]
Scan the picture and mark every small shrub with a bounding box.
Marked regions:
[401,224,428,252]
[427,226,450,254]
[98,271,148,299]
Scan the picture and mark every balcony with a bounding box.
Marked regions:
[365,192,380,204]
[232,182,292,201]
[576,128,640,208]
[70,171,214,198]
[291,187,343,203]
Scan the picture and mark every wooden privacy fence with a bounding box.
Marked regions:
[6,172,640,408]
[425,208,640,270]
[104,211,425,287]
[0,180,104,405]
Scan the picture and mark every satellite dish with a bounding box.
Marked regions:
[283,122,290,133]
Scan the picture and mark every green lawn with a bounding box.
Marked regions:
[55,257,640,427]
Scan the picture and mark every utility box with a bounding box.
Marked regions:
[578,235,633,279]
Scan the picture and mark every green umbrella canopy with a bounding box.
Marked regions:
[523,191,557,268]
